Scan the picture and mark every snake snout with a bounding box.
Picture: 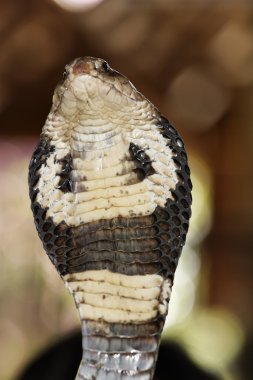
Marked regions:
[72,58,93,76]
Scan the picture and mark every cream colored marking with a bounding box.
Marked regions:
[64,270,171,324]
[74,140,129,164]
[77,120,114,130]
[76,182,148,202]
[75,293,159,313]
[159,279,172,315]
[71,131,123,152]
[74,193,153,215]
[71,142,129,169]
[72,127,119,142]
[70,281,160,300]
[65,270,163,288]
[79,304,157,323]
[67,203,155,225]
[73,172,139,191]
[71,160,135,181]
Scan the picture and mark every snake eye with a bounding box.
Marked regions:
[102,61,110,72]
[62,70,68,80]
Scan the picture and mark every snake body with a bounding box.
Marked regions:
[28,57,192,380]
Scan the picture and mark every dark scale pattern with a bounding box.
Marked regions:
[153,116,192,282]
[129,142,156,180]
[30,202,72,273]
[53,215,164,276]
[28,135,55,203]
[28,135,73,274]
[55,154,73,193]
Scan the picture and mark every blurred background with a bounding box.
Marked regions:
[0,0,253,379]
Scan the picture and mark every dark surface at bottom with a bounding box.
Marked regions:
[17,330,221,380]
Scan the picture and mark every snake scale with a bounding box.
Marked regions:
[28,57,192,380]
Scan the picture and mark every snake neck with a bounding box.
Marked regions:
[64,271,171,380]
[43,98,157,148]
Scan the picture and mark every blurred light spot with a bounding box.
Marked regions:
[101,14,152,53]
[165,65,231,132]
[188,153,213,246]
[1,18,70,83]
[180,308,245,376]
[52,0,104,11]
[166,246,199,327]
[0,319,26,379]
[209,21,253,86]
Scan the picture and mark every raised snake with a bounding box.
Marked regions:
[28,57,192,380]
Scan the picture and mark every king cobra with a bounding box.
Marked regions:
[28,57,192,380]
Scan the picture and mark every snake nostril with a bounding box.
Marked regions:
[72,60,92,75]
